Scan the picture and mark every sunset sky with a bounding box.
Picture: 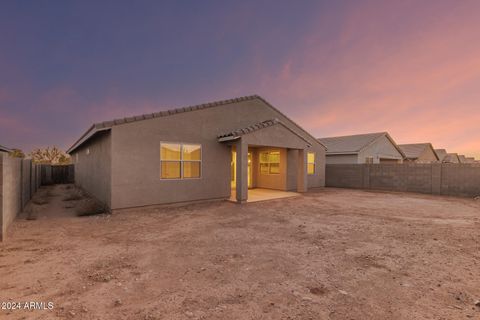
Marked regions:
[1,0,479,158]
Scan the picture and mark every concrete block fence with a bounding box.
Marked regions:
[326,163,480,198]
[0,154,41,241]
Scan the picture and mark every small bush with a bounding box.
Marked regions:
[76,200,107,217]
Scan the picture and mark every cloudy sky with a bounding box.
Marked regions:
[1,0,479,158]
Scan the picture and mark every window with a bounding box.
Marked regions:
[259,151,280,175]
[160,143,201,179]
[86,148,90,155]
[307,152,315,175]
[365,156,374,164]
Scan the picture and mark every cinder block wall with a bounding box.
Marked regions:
[0,155,40,241]
[326,163,480,198]
[0,154,22,241]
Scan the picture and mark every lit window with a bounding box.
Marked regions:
[365,156,374,164]
[307,152,315,175]
[86,148,90,155]
[160,143,201,179]
[259,151,280,175]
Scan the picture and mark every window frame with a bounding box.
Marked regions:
[259,150,281,175]
[307,152,315,175]
[160,142,202,180]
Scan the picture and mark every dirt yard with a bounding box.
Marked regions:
[1,185,480,320]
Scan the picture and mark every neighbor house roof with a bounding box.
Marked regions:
[0,144,12,153]
[434,149,447,161]
[398,143,439,161]
[67,95,325,154]
[458,155,467,163]
[318,132,405,157]
[444,153,460,163]
[465,157,475,163]
[217,118,311,145]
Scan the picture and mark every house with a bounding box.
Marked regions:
[465,157,475,163]
[398,143,439,163]
[443,153,460,163]
[0,145,12,154]
[458,155,467,163]
[318,132,405,164]
[67,95,326,210]
[434,149,447,162]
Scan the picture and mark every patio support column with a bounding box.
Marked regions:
[235,139,248,203]
[297,148,307,193]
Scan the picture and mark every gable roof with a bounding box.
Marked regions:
[217,118,311,145]
[67,95,325,154]
[318,132,405,157]
[458,155,467,163]
[443,153,460,163]
[398,143,439,160]
[434,149,447,161]
[0,144,12,153]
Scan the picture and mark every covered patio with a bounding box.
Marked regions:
[218,118,312,203]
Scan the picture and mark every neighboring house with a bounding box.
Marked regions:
[318,132,405,164]
[443,153,460,163]
[67,95,327,210]
[465,157,475,163]
[398,143,439,163]
[458,155,467,163]
[434,149,447,162]
[0,145,12,154]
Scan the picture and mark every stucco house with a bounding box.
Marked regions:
[458,155,467,163]
[443,153,460,163]
[67,95,326,210]
[0,145,11,154]
[434,149,447,162]
[318,132,405,164]
[398,143,439,163]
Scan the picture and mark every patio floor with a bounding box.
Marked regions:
[230,188,300,203]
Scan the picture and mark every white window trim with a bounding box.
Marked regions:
[160,142,202,180]
[259,150,281,175]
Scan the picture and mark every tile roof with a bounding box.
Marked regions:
[217,119,311,145]
[398,143,437,160]
[218,119,280,140]
[318,132,389,154]
[67,95,325,153]
[434,149,447,161]
[458,155,467,163]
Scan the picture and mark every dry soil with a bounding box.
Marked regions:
[1,185,480,320]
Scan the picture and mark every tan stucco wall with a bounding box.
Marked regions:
[72,131,112,208]
[108,98,326,209]
[326,154,359,164]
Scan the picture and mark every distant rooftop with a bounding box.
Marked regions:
[318,132,405,158]
[398,143,437,160]
[434,149,447,161]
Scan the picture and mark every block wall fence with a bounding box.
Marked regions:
[0,154,41,241]
[326,163,480,197]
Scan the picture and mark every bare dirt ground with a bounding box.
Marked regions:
[1,185,480,320]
